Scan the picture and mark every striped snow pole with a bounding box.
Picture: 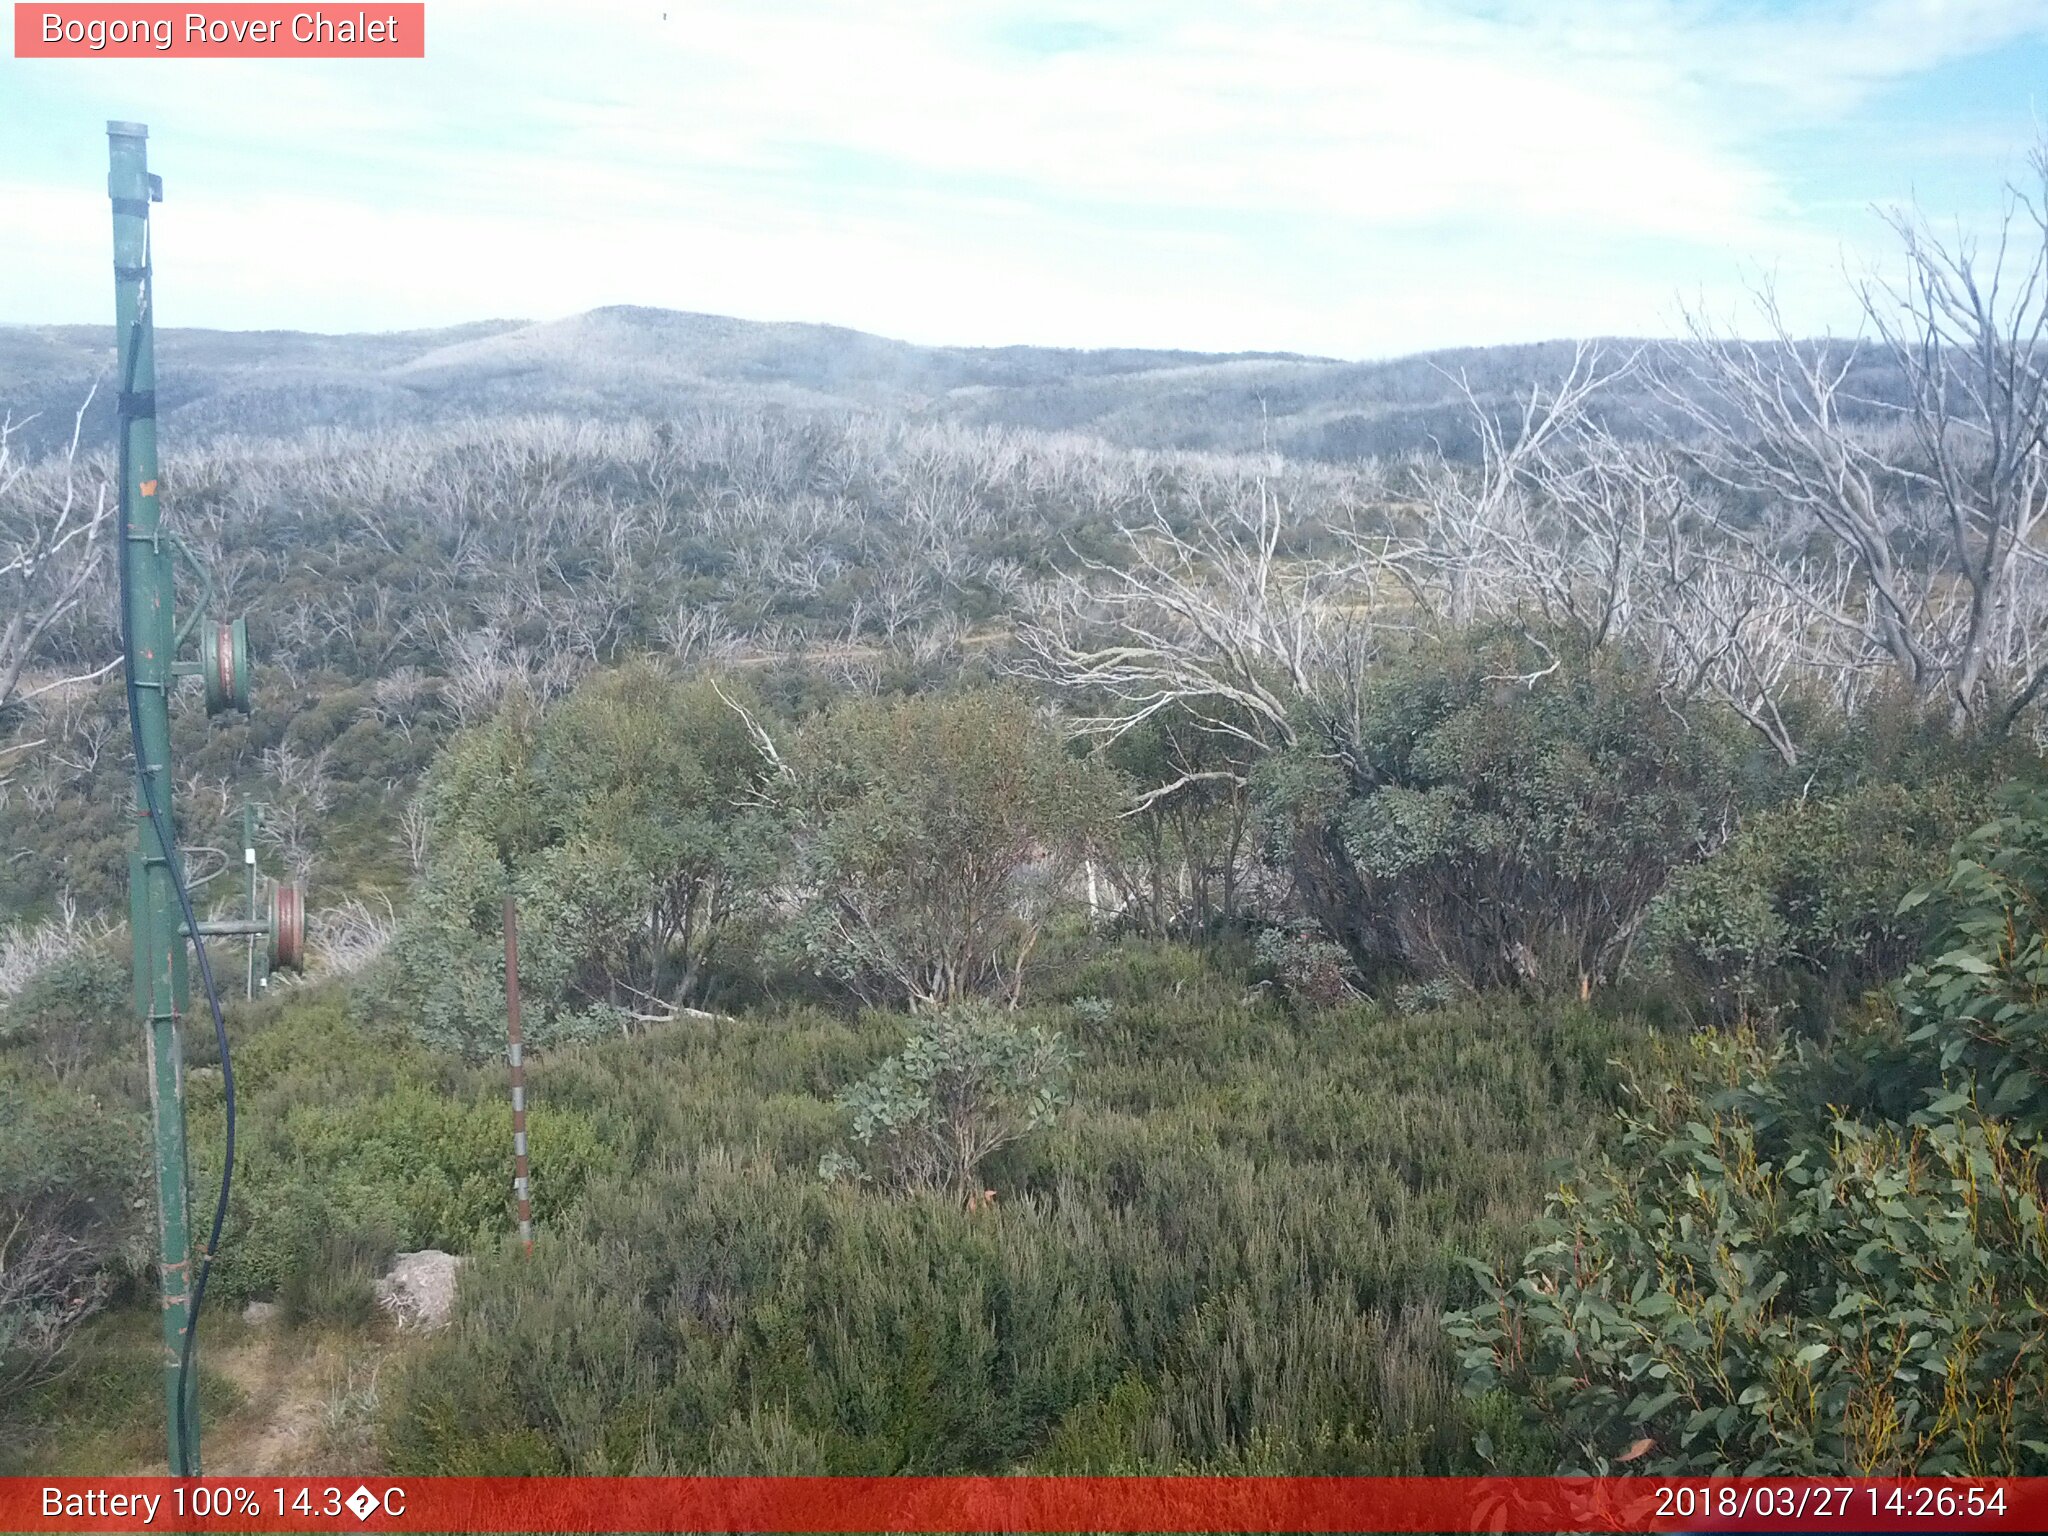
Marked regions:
[503,891,533,1256]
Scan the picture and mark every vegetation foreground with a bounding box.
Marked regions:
[6,148,2048,1479]
[7,942,1631,1475]
[8,666,2048,1477]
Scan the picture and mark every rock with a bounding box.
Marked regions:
[242,1300,279,1325]
[374,1249,466,1331]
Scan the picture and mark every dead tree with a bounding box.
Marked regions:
[1019,479,1374,765]
[0,392,117,732]
[1660,142,2048,737]
[1389,342,1643,635]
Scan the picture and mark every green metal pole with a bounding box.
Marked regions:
[244,804,257,1001]
[109,119,200,1477]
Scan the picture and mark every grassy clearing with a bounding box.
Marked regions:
[1,1308,245,1476]
[5,1302,411,1476]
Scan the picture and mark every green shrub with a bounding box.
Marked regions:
[1897,785,2048,1139]
[1254,924,1363,1012]
[0,947,129,1082]
[1445,1025,2048,1473]
[1447,789,2048,1474]
[777,688,1123,1007]
[0,1063,143,1407]
[1257,629,1745,996]
[181,993,615,1308]
[1639,779,1975,1028]
[820,1005,1075,1197]
[193,1085,611,1306]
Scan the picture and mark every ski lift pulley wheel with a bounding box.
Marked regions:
[204,617,251,715]
[266,879,306,973]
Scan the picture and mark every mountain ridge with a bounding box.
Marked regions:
[0,304,1716,461]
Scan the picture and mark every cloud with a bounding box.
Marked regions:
[1,0,2041,351]
[409,1,1783,242]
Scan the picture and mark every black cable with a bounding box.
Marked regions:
[115,242,235,1477]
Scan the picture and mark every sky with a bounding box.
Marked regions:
[2,0,2046,358]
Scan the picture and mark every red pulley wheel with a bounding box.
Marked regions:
[203,617,252,714]
[268,880,306,973]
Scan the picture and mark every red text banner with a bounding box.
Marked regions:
[13,5,424,58]
[2,1476,2043,1533]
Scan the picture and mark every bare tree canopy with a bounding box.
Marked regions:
[1018,480,1370,762]
[0,391,116,742]
[1661,144,2048,739]
[1024,147,2048,941]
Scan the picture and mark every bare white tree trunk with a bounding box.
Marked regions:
[1658,142,2048,739]
[0,392,116,736]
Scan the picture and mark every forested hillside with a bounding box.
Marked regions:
[0,306,1913,463]
[4,163,2048,1477]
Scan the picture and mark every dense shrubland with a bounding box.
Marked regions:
[377,948,1636,1475]
[10,634,2036,1472]
[180,988,615,1319]
[361,678,1123,1053]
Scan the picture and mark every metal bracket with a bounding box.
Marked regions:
[168,535,216,652]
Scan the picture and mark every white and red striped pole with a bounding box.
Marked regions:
[503,891,533,1256]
